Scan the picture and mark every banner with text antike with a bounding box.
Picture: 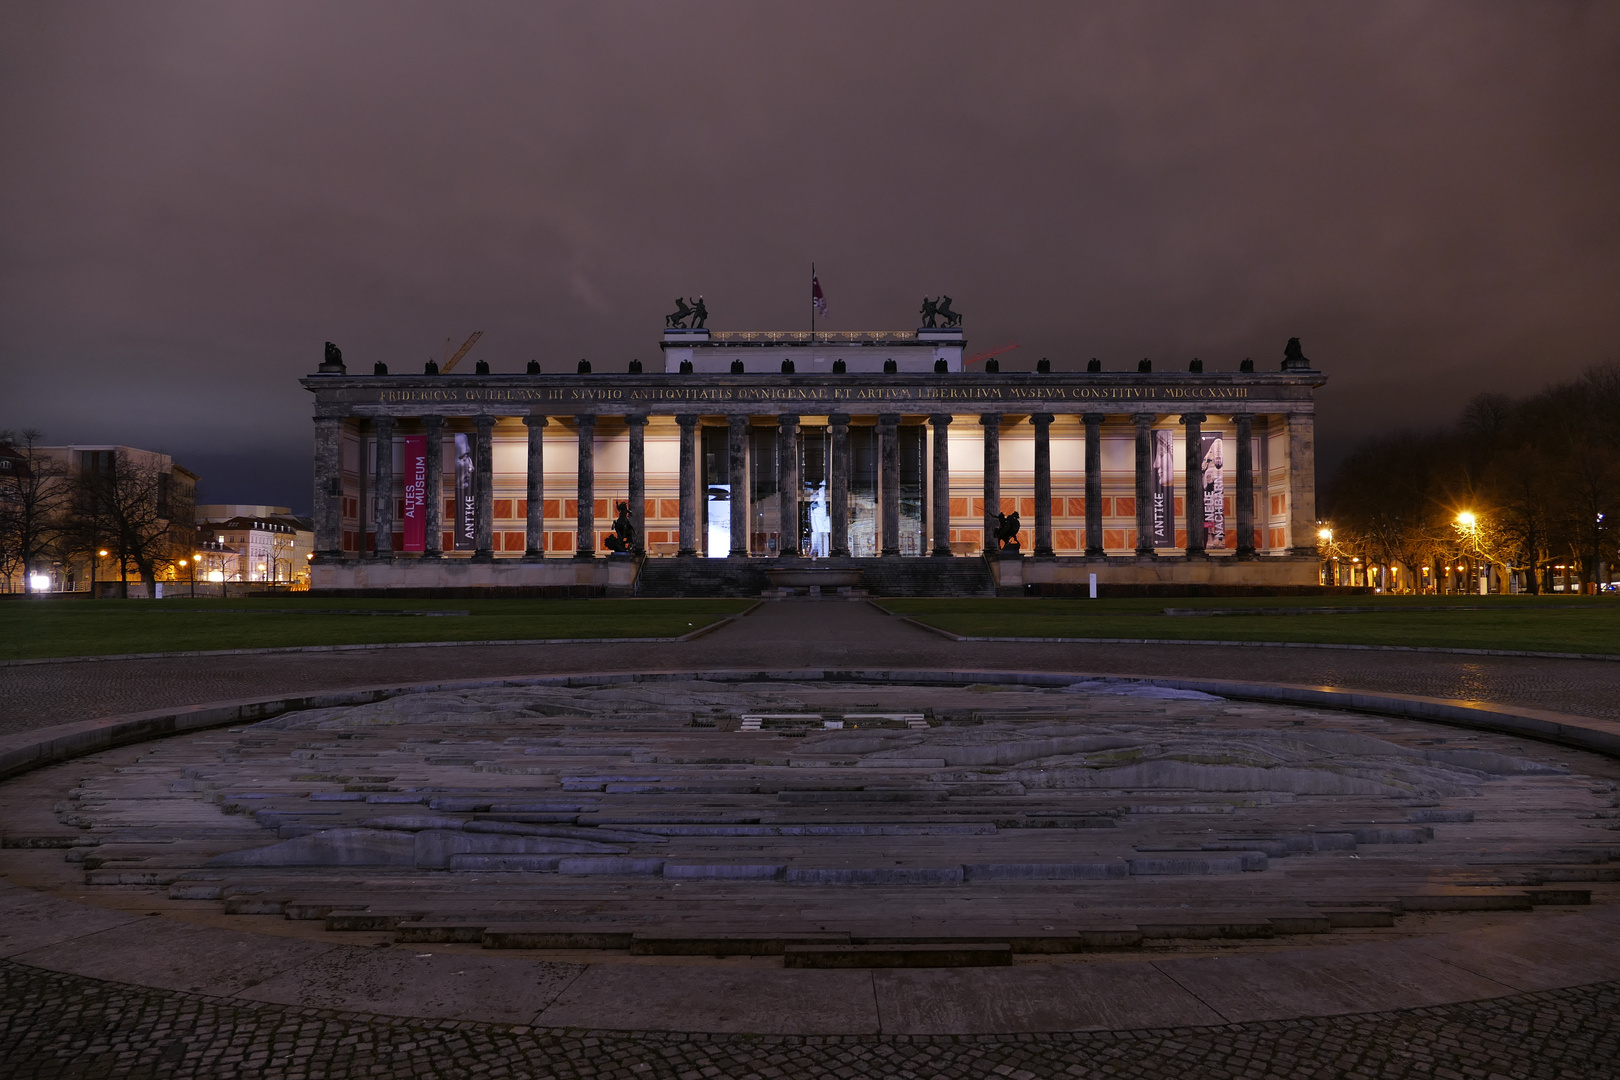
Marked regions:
[1202,431,1225,548]
[1151,429,1175,547]
[454,433,475,551]
[402,435,427,552]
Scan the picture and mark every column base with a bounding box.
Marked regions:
[1289,546,1321,557]
[469,553,495,564]
[574,551,597,560]
[1235,547,1257,558]
[1084,547,1104,557]
[522,550,544,561]
[678,548,698,557]
[421,552,443,560]
[931,547,953,557]
[1034,547,1054,558]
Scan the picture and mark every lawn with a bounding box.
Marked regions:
[881,595,1620,656]
[0,596,754,661]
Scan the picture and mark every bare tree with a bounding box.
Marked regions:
[0,428,70,592]
[69,450,193,597]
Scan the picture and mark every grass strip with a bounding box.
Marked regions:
[882,596,1620,656]
[0,597,752,661]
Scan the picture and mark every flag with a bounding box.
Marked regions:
[811,268,828,317]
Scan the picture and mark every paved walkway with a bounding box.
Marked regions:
[4,600,1619,738]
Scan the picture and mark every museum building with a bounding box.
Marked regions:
[302,322,1326,595]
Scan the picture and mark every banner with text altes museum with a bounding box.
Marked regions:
[402,435,427,552]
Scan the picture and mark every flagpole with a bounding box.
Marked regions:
[810,262,816,338]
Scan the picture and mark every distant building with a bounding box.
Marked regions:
[198,513,312,584]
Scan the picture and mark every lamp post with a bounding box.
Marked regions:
[91,549,108,599]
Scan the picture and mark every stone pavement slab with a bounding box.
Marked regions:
[872,961,1223,1034]
[12,915,335,996]
[535,964,881,1033]
[0,880,142,958]
[1402,905,1620,993]
[239,945,585,1024]
[1153,939,1523,1022]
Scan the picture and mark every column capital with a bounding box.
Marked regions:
[776,413,800,427]
[475,414,496,431]
[929,413,952,427]
[422,414,444,429]
[878,412,900,427]
[979,413,1002,427]
[625,413,648,427]
[676,413,699,428]
[1179,412,1207,425]
[728,414,749,430]
[522,414,548,428]
[1030,413,1054,428]
[829,412,851,427]
[374,415,396,432]
[1131,412,1157,428]
[1081,412,1105,427]
[576,413,596,429]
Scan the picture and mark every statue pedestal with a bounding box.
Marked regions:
[989,551,1025,594]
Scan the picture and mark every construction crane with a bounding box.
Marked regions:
[964,342,1018,367]
[440,331,484,373]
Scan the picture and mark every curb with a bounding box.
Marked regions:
[4,666,1619,784]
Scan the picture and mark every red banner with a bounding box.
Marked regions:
[402,435,427,551]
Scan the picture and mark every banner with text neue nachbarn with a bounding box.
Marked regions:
[402,435,427,551]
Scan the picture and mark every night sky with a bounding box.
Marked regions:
[4,3,1617,513]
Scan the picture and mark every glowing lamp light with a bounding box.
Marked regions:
[97,549,108,557]
[1457,511,1476,527]
[208,570,225,583]
[1317,528,1332,540]
[28,573,51,592]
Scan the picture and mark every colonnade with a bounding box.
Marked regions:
[313,410,1315,561]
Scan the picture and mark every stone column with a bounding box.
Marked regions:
[523,415,546,559]
[728,415,750,557]
[1234,413,1255,556]
[879,414,901,556]
[676,415,699,556]
[930,414,952,556]
[575,415,596,558]
[372,416,395,558]
[473,415,495,561]
[1287,411,1317,555]
[313,416,343,557]
[1082,414,1104,555]
[981,414,1002,554]
[627,414,647,555]
[1181,413,1207,555]
[829,413,851,557]
[1133,413,1156,555]
[1032,413,1054,557]
[777,414,800,557]
[422,415,444,558]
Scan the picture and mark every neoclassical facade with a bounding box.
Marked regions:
[303,327,1326,592]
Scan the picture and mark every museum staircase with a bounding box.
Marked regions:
[635,556,993,598]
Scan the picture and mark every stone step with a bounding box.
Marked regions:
[784,943,1012,968]
[629,931,850,956]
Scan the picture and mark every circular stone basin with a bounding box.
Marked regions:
[764,567,863,588]
[13,673,1616,965]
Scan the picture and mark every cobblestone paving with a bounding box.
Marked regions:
[4,602,1619,738]
[1,960,1614,1079]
